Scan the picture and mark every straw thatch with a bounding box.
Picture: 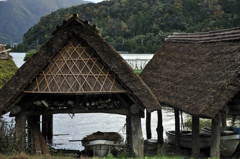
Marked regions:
[140,28,240,118]
[0,14,160,114]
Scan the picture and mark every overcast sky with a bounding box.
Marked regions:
[0,0,104,2]
[89,0,103,3]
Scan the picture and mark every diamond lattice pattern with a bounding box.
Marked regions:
[24,37,127,94]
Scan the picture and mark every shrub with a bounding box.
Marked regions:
[0,116,17,155]
[24,50,36,61]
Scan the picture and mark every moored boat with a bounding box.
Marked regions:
[166,127,240,156]
[81,131,124,157]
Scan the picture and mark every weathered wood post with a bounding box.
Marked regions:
[174,108,180,152]
[146,111,152,139]
[131,114,144,158]
[156,110,164,144]
[192,115,200,158]
[15,112,27,152]
[28,115,49,155]
[42,115,47,141]
[126,115,132,156]
[210,113,222,158]
[42,114,53,141]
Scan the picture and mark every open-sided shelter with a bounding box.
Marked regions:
[140,27,240,158]
[0,14,161,157]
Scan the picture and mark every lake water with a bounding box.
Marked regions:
[4,52,176,151]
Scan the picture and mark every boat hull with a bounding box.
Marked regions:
[166,130,240,156]
[82,132,124,157]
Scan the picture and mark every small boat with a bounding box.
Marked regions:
[81,131,124,157]
[166,127,240,156]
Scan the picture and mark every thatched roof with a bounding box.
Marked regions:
[0,14,160,114]
[140,28,240,118]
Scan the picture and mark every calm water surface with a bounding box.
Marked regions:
[4,53,176,150]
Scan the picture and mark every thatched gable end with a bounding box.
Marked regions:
[0,15,161,114]
[141,28,240,118]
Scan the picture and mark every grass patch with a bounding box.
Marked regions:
[134,69,142,75]
[0,59,18,89]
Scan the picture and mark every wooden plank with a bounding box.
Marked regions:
[157,110,164,144]
[174,108,180,152]
[131,114,144,158]
[192,115,200,158]
[146,111,151,139]
[210,114,221,158]
[15,113,26,152]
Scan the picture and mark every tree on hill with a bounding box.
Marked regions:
[22,0,240,53]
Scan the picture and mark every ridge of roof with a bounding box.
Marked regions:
[166,27,240,42]
[0,14,161,114]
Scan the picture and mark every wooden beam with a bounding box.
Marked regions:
[174,108,180,152]
[192,115,200,158]
[130,114,144,158]
[15,113,27,152]
[210,114,221,158]
[26,108,129,116]
[157,110,164,144]
[146,111,151,139]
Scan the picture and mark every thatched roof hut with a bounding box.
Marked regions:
[0,14,160,115]
[0,14,160,157]
[140,27,240,118]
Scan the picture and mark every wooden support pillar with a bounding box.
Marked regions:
[126,115,132,155]
[28,115,49,155]
[156,110,164,144]
[42,114,53,141]
[15,112,27,152]
[146,111,152,139]
[42,115,47,141]
[130,114,144,158]
[174,108,180,152]
[210,114,221,158]
[192,115,200,158]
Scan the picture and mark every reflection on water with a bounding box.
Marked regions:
[4,53,176,151]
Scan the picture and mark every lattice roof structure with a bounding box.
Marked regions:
[0,14,161,115]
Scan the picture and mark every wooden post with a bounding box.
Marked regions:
[15,112,26,152]
[47,114,53,140]
[146,111,152,139]
[157,110,164,144]
[130,114,144,158]
[42,115,53,141]
[174,108,180,152]
[42,115,47,140]
[192,115,200,158]
[126,115,132,156]
[28,115,49,155]
[210,114,221,158]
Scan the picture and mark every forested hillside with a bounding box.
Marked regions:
[0,0,91,44]
[23,0,240,53]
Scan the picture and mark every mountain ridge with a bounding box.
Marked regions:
[0,0,92,44]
